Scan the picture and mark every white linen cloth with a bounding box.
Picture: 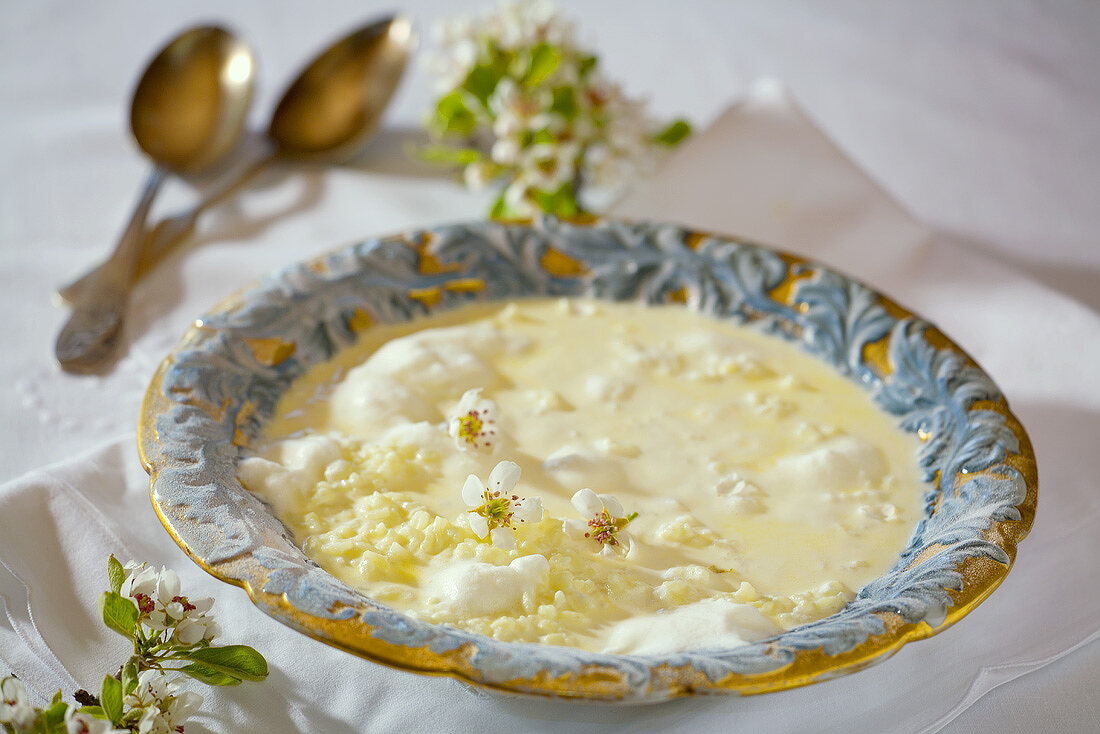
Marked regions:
[2,77,1099,732]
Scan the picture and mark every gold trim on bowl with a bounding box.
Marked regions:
[138,219,1036,701]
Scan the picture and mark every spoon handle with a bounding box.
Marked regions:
[145,154,276,260]
[57,154,276,304]
[55,167,165,373]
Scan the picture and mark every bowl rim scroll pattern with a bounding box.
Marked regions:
[138,217,1037,702]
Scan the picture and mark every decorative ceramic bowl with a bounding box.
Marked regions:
[139,218,1036,702]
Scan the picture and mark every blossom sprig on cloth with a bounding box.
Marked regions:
[565,488,638,556]
[462,460,544,549]
[0,556,268,734]
[2,678,126,734]
[423,0,691,219]
[0,678,39,733]
[118,562,220,645]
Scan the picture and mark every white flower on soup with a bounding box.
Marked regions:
[448,388,499,451]
[565,488,638,556]
[462,460,543,549]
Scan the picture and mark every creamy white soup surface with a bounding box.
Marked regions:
[237,299,926,654]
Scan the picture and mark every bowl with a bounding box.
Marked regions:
[138,217,1036,701]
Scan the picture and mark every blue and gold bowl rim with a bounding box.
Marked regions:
[138,217,1037,702]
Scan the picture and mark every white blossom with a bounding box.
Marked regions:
[427,0,681,218]
[486,0,572,50]
[462,460,543,549]
[503,179,538,217]
[141,690,201,734]
[490,137,521,165]
[119,562,218,642]
[156,568,181,602]
[463,161,494,190]
[120,565,160,601]
[526,112,566,134]
[565,488,636,556]
[175,614,221,646]
[492,110,525,139]
[448,388,500,451]
[522,140,579,189]
[125,670,172,711]
[64,706,127,734]
[427,16,479,91]
[0,676,36,730]
[126,672,202,734]
[487,79,543,136]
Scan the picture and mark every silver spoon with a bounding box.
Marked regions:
[55,26,256,373]
[125,16,414,283]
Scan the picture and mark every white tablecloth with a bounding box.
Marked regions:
[2,2,1099,732]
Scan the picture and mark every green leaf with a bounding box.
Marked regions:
[481,38,508,71]
[523,44,562,88]
[531,184,580,217]
[99,591,138,640]
[416,144,483,167]
[121,660,139,696]
[100,675,122,724]
[177,662,242,687]
[121,706,146,726]
[550,87,578,120]
[462,63,501,109]
[433,92,477,137]
[44,700,68,728]
[78,705,105,718]
[183,645,269,682]
[653,119,692,146]
[577,54,598,77]
[106,555,126,595]
[531,128,557,145]
[50,690,63,706]
[489,192,510,220]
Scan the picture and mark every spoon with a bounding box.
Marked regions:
[55,26,256,373]
[127,16,415,281]
[57,16,414,359]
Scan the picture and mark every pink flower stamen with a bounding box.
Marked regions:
[134,593,155,615]
[584,509,638,547]
[173,595,196,613]
[456,409,496,448]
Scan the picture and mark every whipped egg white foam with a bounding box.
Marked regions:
[237,299,925,654]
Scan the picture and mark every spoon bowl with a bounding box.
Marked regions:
[57,16,414,374]
[270,16,414,161]
[130,16,415,271]
[131,26,256,172]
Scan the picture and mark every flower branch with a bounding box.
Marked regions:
[1,556,268,734]
[422,0,691,219]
